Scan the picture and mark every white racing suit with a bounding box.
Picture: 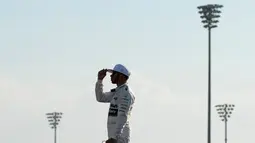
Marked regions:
[95,80,135,143]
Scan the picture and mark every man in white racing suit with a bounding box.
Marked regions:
[95,64,135,143]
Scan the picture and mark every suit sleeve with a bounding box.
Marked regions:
[113,91,133,139]
[95,80,114,103]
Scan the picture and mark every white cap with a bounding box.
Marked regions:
[109,64,130,77]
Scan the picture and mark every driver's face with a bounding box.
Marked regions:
[110,71,118,84]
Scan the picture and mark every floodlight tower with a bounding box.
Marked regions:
[46,112,63,143]
[215,104,235,143]
[197,4,223,143]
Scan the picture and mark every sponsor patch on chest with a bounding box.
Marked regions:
[108,103,118,116]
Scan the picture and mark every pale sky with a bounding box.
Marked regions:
[0,0,254,143]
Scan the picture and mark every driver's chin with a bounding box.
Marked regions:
[111,80,116,84]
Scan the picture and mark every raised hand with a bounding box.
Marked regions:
[98,69,107,80]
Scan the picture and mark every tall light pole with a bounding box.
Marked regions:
[215,104,235,143]
[197,4,223,143]
[46,112,63,143]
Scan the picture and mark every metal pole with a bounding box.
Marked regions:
[224,105,228,143]
[54,112,57,143]
[225,119,227,143]
[208,27,211,143]
[197,5,223,143]
[46,112,63,143]
[215,104,234,143]
[54,126,57,143]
